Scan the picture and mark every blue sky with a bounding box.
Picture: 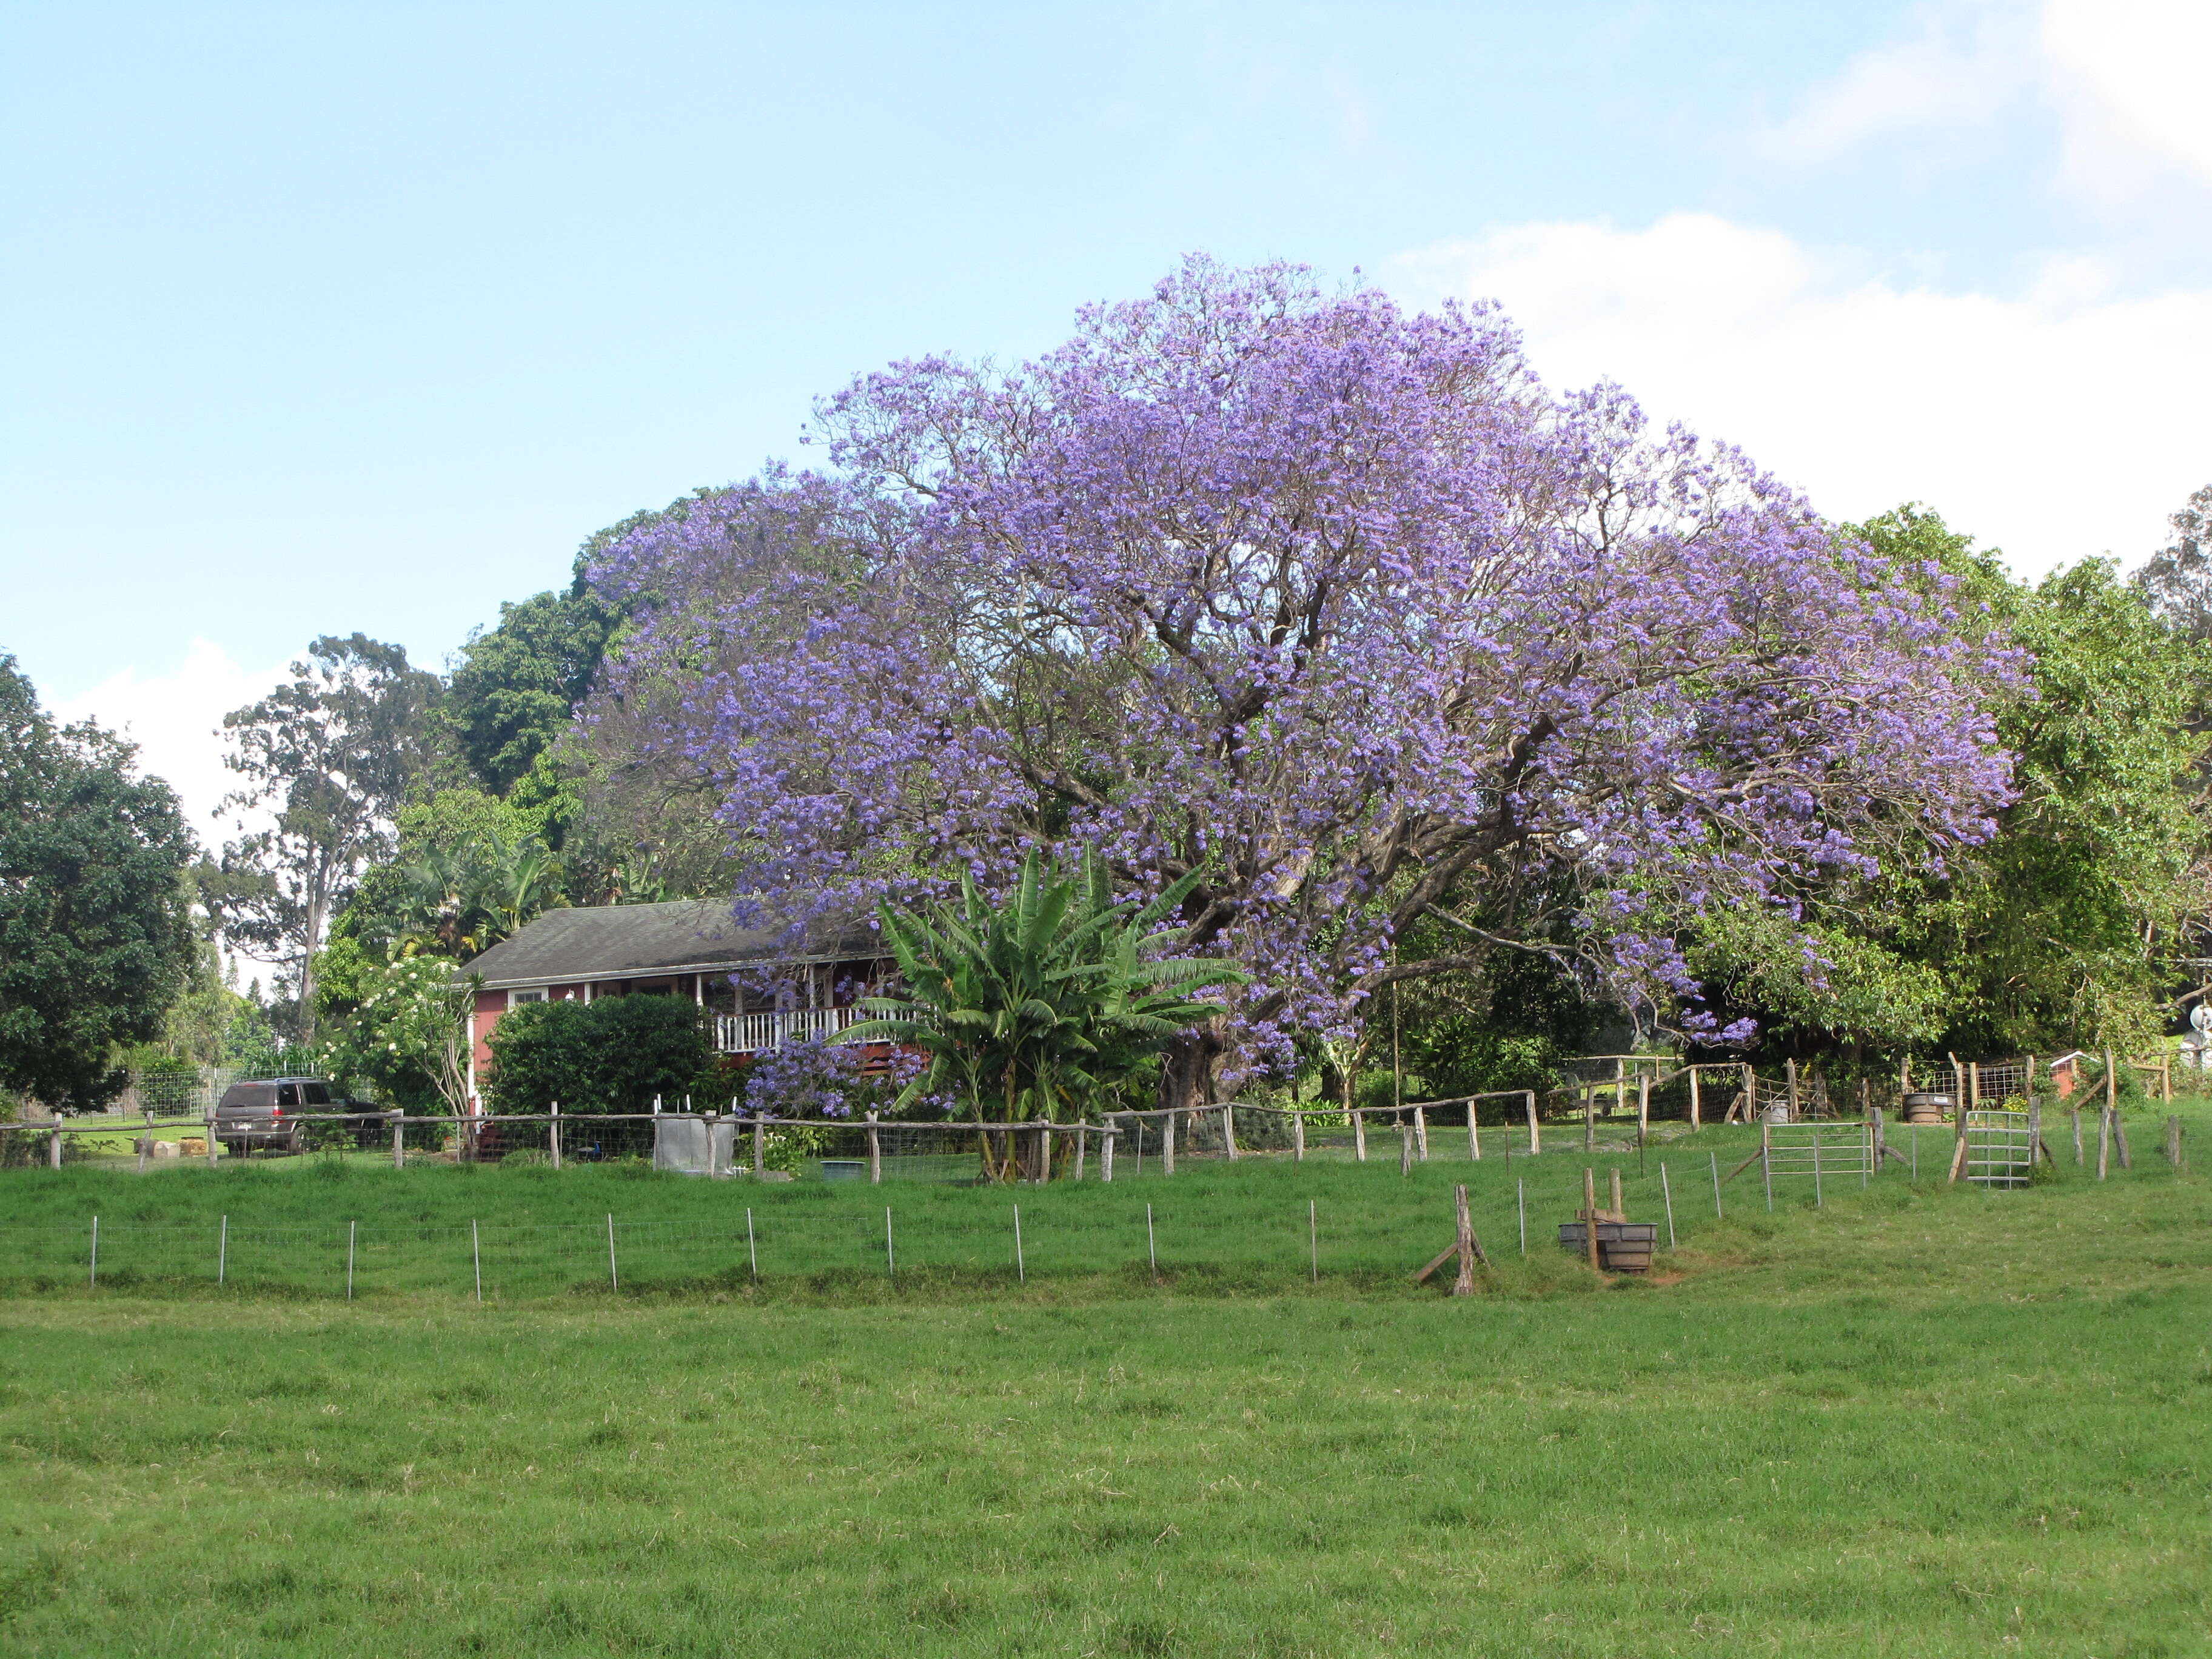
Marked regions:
[4,1,2208,841]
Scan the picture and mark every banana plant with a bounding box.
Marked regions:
[843,851,1244,1181]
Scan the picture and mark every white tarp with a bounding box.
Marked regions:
[652,1117,738,1177]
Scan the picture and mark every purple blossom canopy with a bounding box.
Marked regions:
[593,258,2009,1099]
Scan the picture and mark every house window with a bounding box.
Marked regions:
[508,988,548,1010]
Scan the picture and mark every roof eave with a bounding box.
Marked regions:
[469,949,880,993]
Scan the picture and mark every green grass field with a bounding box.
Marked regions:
[2,1110,2207,1656]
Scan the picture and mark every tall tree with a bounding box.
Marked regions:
[2134,481,2212,640]
[0,657,197,1110]
[444,559,616,797]
[597,260,2008,1108]
[207,634,440,1037]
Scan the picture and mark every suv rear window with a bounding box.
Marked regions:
[302,1083,331,1105]
[275,1084,300,1107]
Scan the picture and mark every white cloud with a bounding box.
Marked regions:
[1392,212,2212,577]
[2042,0,2212,196]
[1766,1,2212,208]
[1762,2,2033,165]
[52,638,289,857]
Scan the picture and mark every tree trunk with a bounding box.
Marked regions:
[1159,1027,1224,1116]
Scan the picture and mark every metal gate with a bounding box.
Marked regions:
[1761,1121,1873,1207]
[1960,1109,2033,1189]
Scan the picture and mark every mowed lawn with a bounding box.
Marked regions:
[2,1117,2208,1657]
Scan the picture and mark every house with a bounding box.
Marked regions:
[462,900,890,1108]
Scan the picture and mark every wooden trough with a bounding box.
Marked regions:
[1557,1220,1658,1273]
[1901,1091,1952,1125]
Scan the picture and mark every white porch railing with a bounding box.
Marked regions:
[714,1006,870,1054]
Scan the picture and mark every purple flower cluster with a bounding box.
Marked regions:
[594,258,2012,1095]
[743,1037,940,1121]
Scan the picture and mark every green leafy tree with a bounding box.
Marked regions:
[221,990,288,1079]
[0,656,198,1110]
[313,954,475,1113]
[206,635,443,1036]
[483,994,719,1116]
[847,853,1244,1178]
[444,568,616,797]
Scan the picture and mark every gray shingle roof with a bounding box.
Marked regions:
[464,900,878,989]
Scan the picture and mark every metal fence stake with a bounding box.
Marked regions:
[606,1213,618,1292]
[1146,1202,1157,1279]
[885,1207,895,1277]
[347,1221,356,1301]
[1013,1204,1024,1283]
[746,1207,757,1281]
[1517,1178,1526,1256]
[472,1219,482,1303]
[218,1214,227,1285]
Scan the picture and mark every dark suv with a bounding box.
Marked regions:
[213,1077,335,1155]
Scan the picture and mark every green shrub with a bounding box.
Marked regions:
[485,996,720,1116]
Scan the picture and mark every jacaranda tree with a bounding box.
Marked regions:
[595,258,2010,1109]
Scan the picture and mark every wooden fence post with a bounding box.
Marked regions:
[549,1101,561,1171]
[1582,1168,1602,1271]
[1074,1125,1086,1181]
[1101,1123,1115,1182]
[1221,1104,1236,1161]
[1399,1122,1413,1176]
[1162,1110,1176,1176]
[1452,1184,1476,1296]
[1413,1104,1429,1161]
[2097,1104,2111,1181]
[2114,1112,2131,1170]
[1743,1064,1756,1124]
[1786,1058,1800,1123]
[1524,1091,1540,1154]
[1637,1074,1649,1139]
[206,1111,220,1168]
[1689,1066,1701,1128]
[1467,1101,1481,1161]
[1583,1088,1595,1153]
[867,1112,882,1185]
[752,1116,765,1179]
[1352,1105,1367,1163]
[1292,1110,1305,1162]
[2071,1106,2083,1165]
